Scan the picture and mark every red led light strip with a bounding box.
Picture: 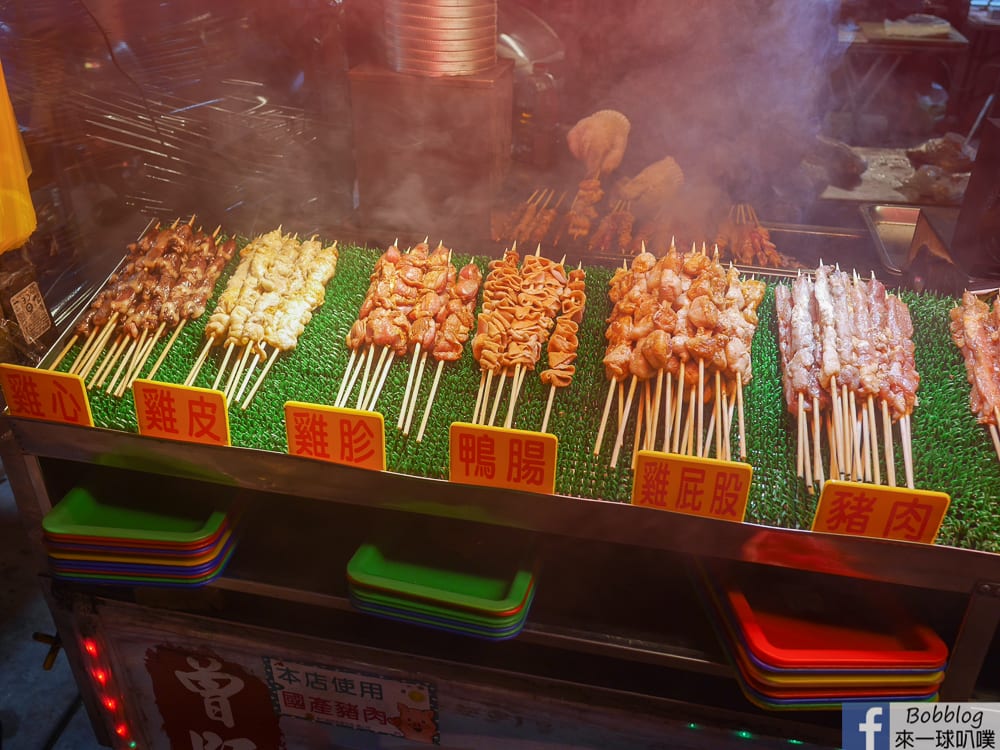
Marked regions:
[80,635,136,748]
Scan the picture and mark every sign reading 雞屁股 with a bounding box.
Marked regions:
[284,401,385,472]
[449,422,558,495]
[812,480,950,544]
[631,450,752,522]
[133,379,230,447]
[0,363,93,426]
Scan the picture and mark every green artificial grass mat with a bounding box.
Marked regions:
[56,244,1000,552]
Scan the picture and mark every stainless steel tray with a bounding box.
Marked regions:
[861,204,920,275]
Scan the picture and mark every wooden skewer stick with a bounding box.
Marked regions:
[861,400,873,483]
[398,344,422,430]
[661,372,673,454]
[119,326,161,396]
[478,369,495,424]
[488,371,508,427]
[720,386,731,462]
[697,360,705,458]
[403,351,429,436]
[610,375,638,468]
[802,405,814,491]
[186,337,215,387]
[649,372,663,452]
[990,423,1000,464]
[868,396,881,486]
[881,400,897,488]
[69,320,104,375]
[827,417,838,480]
[130,321,166,384]
[361,346,390,411]
[105,337,138,394]
[416,360,446,443]
[89,335,126,389]
[901,414,915,490]
[594,378,617,456]
[110,329,148,396]
[830,376,845,478]
[212,342,236,393]
[813,396,825,488]
[365,351,396,412]
[797,394,805,479]
[504,364,524,429]
[682,386,697,457]
[736,372,748,460]
[617,380,625,432]
[541,385,557,435]
[704,398,717,461]
[49,334,79,371]
[335,348,358,407]
[641,379,653,452]
[843,384,855,480]
[241,347,281,410]
[69,327,101,375]
[673,363,686,454]
[225,343,253,402]
[77,314,119,379]
[848,390,860,481]
[473,371,487,425]
[631,391,646,470]
[145,318,187,382]
[235,344,264,404]
[354,345,377,410]
[338,346,368,408]
[714,371,722,460]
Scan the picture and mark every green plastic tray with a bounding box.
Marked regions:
[54,545,235,584]
[43,484,229,544]
[346,542,535,615]
[350,579,535,627]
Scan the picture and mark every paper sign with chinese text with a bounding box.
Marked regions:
[133,379,230,447]
[449,422,558,495]
[284,401,385,472]
[631,451,752,522]
[0,363,93,426]
[263,657,439,745]
[812,480,950,544]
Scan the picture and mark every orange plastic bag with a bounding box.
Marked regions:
[0,59,36,255]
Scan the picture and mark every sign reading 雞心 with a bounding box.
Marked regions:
[0,363,92,426]
[284,401,385,472]
[133,379,230,447]
[631,451,752,522]
[449,422,558,495]
[812,480,950,544]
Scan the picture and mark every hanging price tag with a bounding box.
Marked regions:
[812,480,950,544]
[133,379,230,447]
[284,401,386,472]
[449,422,558,495]
[0,363,93,426]
[631,450,752,522]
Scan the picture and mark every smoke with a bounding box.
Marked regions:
[549,0,844,227]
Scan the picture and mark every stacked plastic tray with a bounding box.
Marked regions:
[699,566,949,710]
[347,540,535,640]
[43,483,236,587]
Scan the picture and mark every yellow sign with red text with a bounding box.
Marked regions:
[132,379,230,447]
[812,480,950,544]
[631,451,752,522]
[284,401,385,472]
[449,422,558,495]
[0,363,93,426]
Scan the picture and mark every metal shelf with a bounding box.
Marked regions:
[6,414,1000,596]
